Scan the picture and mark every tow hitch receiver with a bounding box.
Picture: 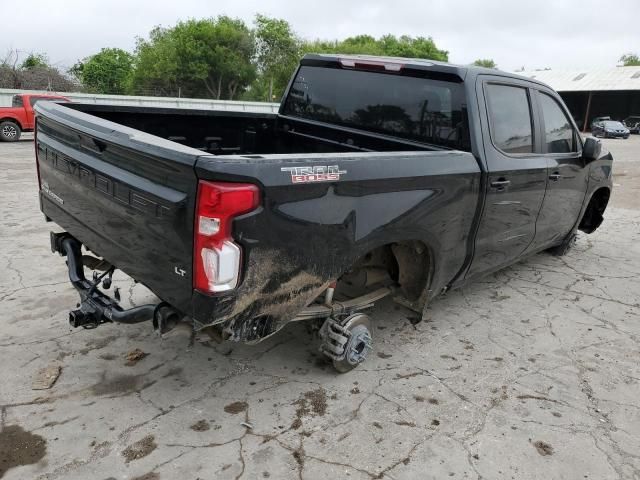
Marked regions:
[51,232,159,329]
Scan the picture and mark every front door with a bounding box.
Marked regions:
[466,78,548,279]
[527,89,589,250]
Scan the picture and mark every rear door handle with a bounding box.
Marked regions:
[549,172,562,181]
[490,179,511,189]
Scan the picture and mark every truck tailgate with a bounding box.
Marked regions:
[35,102,200,312]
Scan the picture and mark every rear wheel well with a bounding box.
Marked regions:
[579,188,610,234]
[0,118,22,129]
[336,240,432,311]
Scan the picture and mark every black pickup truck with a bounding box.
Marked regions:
[35,54,612,372]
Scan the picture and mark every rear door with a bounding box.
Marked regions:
[467,77,548,279]
[526,89,588,250]
[35,102,200,312]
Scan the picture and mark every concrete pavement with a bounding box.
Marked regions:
[0,135,639,479]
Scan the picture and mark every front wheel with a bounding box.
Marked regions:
[0,121,21,142]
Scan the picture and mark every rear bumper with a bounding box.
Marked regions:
[604,132,629,138]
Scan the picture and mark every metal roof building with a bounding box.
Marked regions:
[517,66,640,131]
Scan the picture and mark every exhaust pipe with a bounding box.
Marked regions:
[153,304,183,335]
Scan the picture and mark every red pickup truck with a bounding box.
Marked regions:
[0,93,69,141]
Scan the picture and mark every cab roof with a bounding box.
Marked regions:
[301,53,552,89]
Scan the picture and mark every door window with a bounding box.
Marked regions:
[485,84,533,154]
[539,93,576,153]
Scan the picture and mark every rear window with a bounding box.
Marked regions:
[282,66,470,151]
[12,95,23,107]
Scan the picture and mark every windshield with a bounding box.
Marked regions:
[282,66,471,151]
[603,121,624,128]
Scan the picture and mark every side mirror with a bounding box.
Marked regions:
[583,136,601,162]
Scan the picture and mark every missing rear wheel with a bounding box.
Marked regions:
[319,313,373,373]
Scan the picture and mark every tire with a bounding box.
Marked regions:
[0,121,21,142]
[548,232,577,257]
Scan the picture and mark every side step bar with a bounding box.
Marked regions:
[51,232,160,329]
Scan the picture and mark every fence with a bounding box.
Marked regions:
[0,88,280,113]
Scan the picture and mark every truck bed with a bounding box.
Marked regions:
[36,98,480,341]
[62,103,431,155]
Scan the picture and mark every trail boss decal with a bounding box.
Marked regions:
[281,165,347,184]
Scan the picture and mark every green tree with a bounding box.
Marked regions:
[619,53,640,66]
[129,26,179,96]
[130,17,256,99]
[20,53,49,69]
[473,58,497,68]
[335,35,380,54]
[379,35,447,60]
[252,14,300,101]
[73,48,133,94]
[301,34,448,61]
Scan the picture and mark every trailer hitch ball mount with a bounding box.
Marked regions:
[51,231,160,329]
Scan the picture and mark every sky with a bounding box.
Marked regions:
[3,0,639,72]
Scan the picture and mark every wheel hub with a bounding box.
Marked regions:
[319,313,373,372]
[344,324,372,365]
[2,125,17,138]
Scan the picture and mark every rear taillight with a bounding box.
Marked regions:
[194,181,260,294]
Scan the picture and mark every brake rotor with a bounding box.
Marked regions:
[331,313,373,373]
